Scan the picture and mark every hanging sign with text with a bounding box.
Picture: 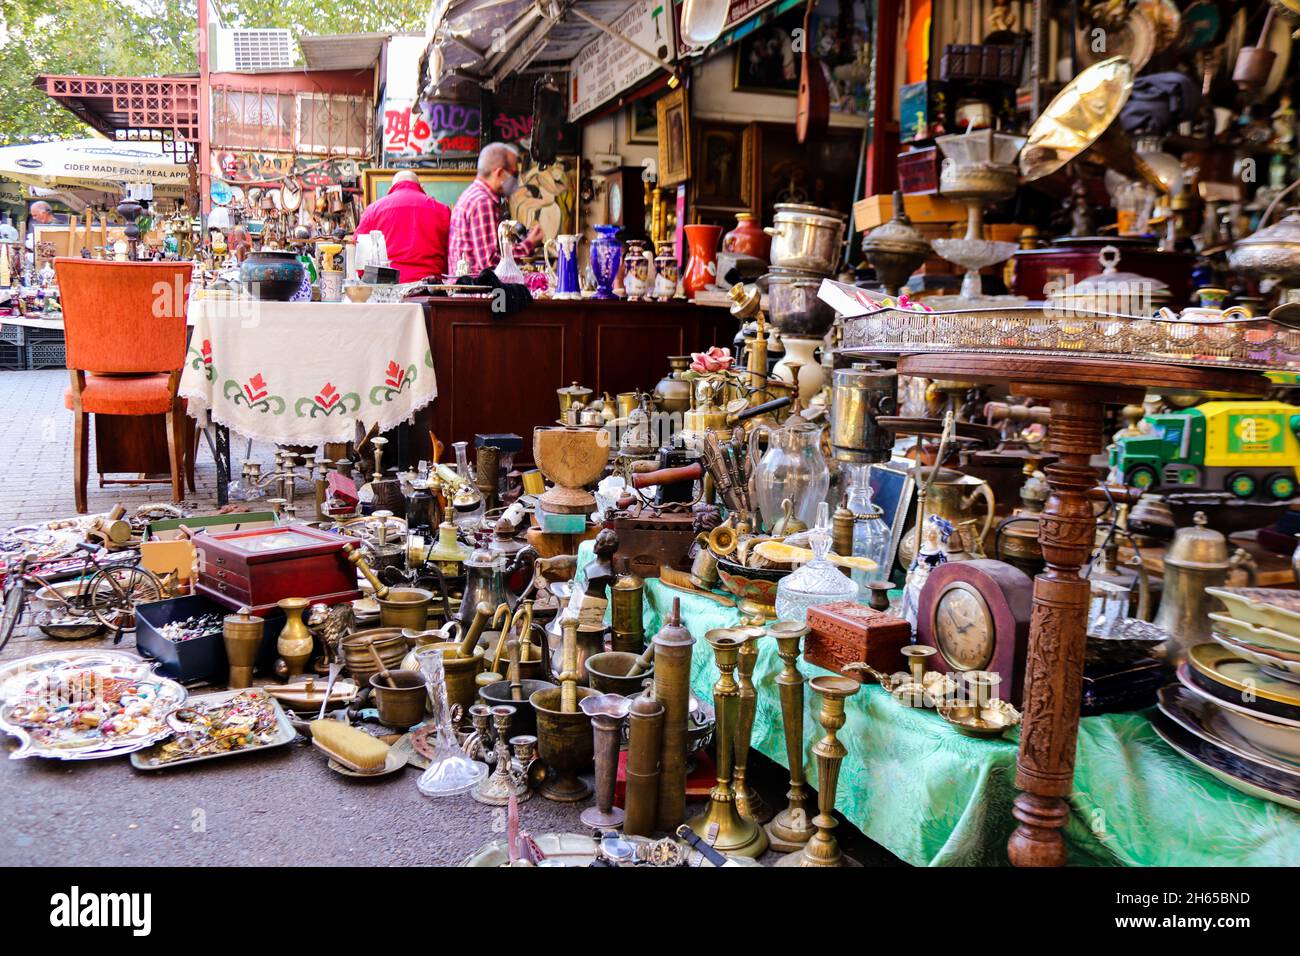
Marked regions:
[568,0,677,121]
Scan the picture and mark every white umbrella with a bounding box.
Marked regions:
[0,138,189,193]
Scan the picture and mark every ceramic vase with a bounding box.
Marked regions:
[683,224,722,299]
[590,225,623,299]
[241,250,307,302]
[722,213,771,260]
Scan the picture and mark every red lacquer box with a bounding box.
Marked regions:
[194,524,361,614]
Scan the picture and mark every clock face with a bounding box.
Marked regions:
[932,583,995,671]
[609,183,623,224]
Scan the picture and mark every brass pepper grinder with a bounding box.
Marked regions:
[624,693,665,836]
[766,620,812,852]
[686,628,769,858]
[579,693,633,829]
[733,623,773,824]
[610,566,646,654]
[776,675,860,867]
[653,598,695,832]
[475,444,501,513]
[223,607,264,689]
[472,705,530,806]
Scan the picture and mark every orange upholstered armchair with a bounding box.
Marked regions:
[55,259,194,513]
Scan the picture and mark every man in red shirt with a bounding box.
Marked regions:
[354,170,450,282]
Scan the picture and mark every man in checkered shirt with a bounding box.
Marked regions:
[448,142,544,276]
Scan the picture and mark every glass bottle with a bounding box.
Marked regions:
[451,441,484,531]
[750,409,830,534]
[844,463,891,585]
[776,503,859,624]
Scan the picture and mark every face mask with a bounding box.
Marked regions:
[500,173,519,197]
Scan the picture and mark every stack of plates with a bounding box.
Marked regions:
[1206,587,1300,683]
[1155,643,1300,809]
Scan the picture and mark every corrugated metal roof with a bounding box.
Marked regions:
[299,33,390,71]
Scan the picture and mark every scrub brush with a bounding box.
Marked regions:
[310,719,390,773]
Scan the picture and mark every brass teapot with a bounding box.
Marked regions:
[899,466,995,570]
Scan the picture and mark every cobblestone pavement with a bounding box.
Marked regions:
[0,369,903,867]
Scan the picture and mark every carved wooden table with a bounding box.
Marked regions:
[896,354,1270,866]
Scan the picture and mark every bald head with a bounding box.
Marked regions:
[29,201,54,224]
[393,170,421,185]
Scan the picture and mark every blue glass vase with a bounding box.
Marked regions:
[590,225,623,300]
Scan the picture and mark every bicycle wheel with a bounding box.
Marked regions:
[87,566,164,632]
[0,577,26,652]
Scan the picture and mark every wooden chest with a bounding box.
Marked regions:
[194,524,361,614]
[805,601,912,681]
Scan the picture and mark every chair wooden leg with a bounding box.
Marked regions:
[73,411,89,514]
[185,419,198,492]
[165,405,184,503]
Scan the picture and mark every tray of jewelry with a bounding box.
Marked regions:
[820,280,1300,372]
[130,688,296,770]
[0,658,187,760]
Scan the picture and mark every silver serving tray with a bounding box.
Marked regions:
[839,306,1300,372]
[130,689,297,770]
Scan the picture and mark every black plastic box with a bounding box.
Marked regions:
[135,593,286,682]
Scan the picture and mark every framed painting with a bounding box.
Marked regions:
[509,155,580,242]
[361,168,475,208]
[626,97,658,145]
[733,9,802,95]
[693,122,754,209]
[656,86,691,190]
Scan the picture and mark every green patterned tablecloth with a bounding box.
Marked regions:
[574,544,1300,865]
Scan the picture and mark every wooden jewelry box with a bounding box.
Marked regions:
[194,524,361,614]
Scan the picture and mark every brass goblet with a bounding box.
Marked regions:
[777,675,859,867]
[766,621,812,852]
[733,624,773,824]
[685,628,769,858]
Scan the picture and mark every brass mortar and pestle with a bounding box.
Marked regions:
[530,616,597,801]
[584,643,656,696]
[346,543,433,631]
[396,600,489,718]
[366,639,428,728]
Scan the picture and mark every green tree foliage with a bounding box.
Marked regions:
[0,0,426,145]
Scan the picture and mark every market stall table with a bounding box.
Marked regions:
[179,300,436,502]
[572,550,1300,865]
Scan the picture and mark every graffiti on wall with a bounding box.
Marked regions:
[382,99,576,158]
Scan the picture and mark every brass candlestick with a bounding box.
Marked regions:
[733,623,773,824]
[579,693,632,829]
[766,620,812,851]
[473,705,530,805]
[686,628,769,858]
[777,675,859,867]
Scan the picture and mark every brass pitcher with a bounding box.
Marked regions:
[1155,512,1256,666]
[899,466,995,569]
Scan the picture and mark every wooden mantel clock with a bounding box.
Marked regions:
[889,352,1269,867]
[915,558,1033,705]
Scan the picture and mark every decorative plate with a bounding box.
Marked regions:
[1157,684,1300,781]
[1207,586,1300,635]
[1209,612,1300,654]
[1211,632,1300,682]
[1152,710,1300,812]
[1188,643,1300,708]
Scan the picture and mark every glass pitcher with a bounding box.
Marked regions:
[749,413,830,533]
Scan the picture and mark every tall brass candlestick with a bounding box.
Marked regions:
[653,599,695,831]
[733,623,773,824]
[777,675,860,867]
[766,621,812,851]
[686,628,769,858]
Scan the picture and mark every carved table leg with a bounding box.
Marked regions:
[1008,388,1113,867]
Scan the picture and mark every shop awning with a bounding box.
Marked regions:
[421,0,673,97]
[0,138,191,195]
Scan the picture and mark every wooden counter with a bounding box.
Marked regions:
[410,296,732,462]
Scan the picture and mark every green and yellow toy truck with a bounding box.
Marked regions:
[1109,400,1300,501]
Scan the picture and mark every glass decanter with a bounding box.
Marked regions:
[844,463,891,585]
[450,441,484,531]
[415,646,487,797]
[750,406,830,534]
[776,503,858,624]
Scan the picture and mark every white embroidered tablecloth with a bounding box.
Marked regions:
[179,299,436,445]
